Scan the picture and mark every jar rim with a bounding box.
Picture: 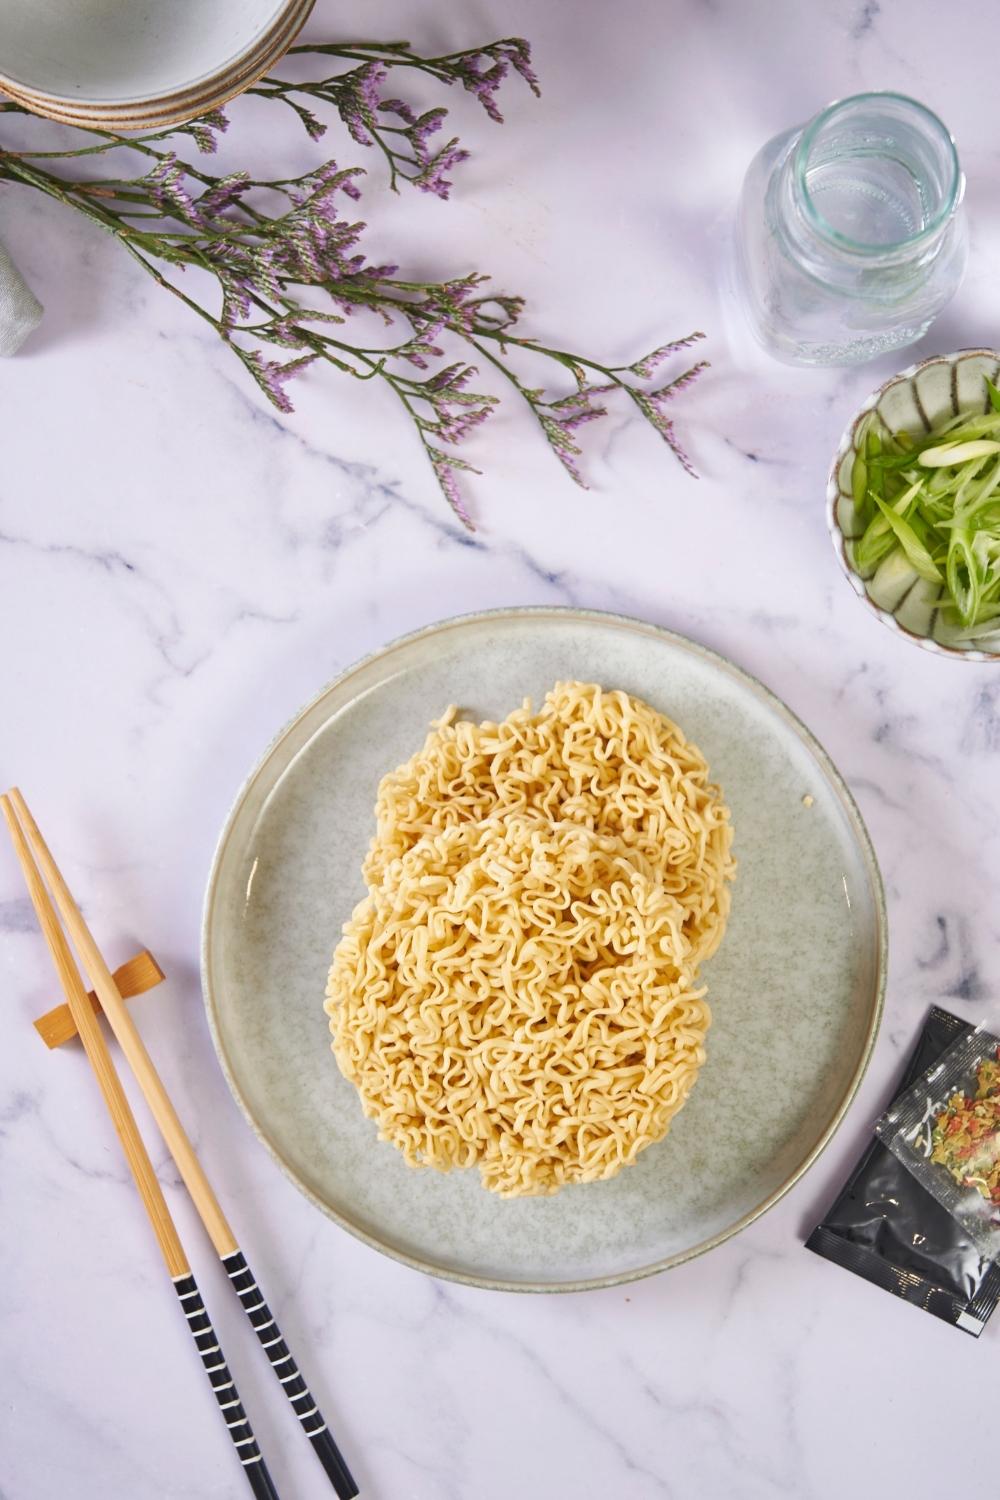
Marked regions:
[793,91,962,256]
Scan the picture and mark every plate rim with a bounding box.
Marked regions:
[201,605,888,1293]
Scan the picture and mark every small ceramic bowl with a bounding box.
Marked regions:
[0,0,313,129]
[827,348,1000,662]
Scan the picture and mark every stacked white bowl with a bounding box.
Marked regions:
[0,0,314,128]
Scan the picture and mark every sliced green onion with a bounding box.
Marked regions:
[856,425,884,528]
[846,376,1000,637]
[934,409,1000,437]
[944,617,1000,643]
[853,518,896,574]
[946,531,981,626]
[871,492,943,583]
[918,440,1000,467]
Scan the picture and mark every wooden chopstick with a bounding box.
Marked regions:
[1,794,280,1500]
[8,788,358,1500]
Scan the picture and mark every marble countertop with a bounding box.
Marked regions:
[3,2,1000,1496]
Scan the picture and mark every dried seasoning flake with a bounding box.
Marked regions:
[929,1048,1000,1205]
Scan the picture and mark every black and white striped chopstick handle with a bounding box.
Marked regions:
[222,1250,358,1500]
[173,1274,281,1500]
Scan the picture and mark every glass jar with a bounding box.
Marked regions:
[735,92,968,366]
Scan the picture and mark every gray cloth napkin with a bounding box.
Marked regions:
[0,238,42,355]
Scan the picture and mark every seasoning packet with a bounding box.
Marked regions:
[806,1007,1000,1336]
[876,1025,1000,1262]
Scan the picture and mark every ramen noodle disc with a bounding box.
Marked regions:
[325,684,735,1198]
[363,681,733,967]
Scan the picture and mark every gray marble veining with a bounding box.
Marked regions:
[1,1,998,1496]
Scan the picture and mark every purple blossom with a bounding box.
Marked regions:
[555,451,584,485]
[197,171,251,219]
[379,100,445,154]
[556,404,605,434]
[426,362,476,393]
[377,100,467,199]
[443,275,483,302]
[242,242,283,300]
[291,101,327,142]
[628,332,706,380]
[286,160,365,207]
[452,40,540,124]
[338,61,388,146]
[411,107,446,154]
[417,276,489,331]
[143,154,205,226]
[531,381,618,487]
[357,61,386,115]
[186,108,229,154]
[652,360,710,400]
[427,445,477,529]
[267,318,310,348]
[403,343,440,370]
[546,384,609,436]
[362,259,399,280]
[378,98,415,126]
[413,315,446,345]
[458,60,507,124]
[415,140,471,200]
[219,273,253,326]
[401,316,446,367]
[501,38,540,96]
[434,404,494,444]
[245,351,316,413]
[215,161,399,297]
[283,221,324,280]
[660,418,697,476]
[538,413,589,488]
[547,438,585,487]
[631,390,699,476]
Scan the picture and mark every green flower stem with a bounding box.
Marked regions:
[0,36,702,523]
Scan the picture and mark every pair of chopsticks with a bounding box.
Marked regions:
[2,789,358,1500]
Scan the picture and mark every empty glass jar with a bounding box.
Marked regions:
[735,92,968,366]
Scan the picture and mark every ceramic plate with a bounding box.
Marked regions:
[202,608,886,1291]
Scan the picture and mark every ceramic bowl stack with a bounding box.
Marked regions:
[0,0,314,130]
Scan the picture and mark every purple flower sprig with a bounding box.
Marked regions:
[470,332,709,488]
[0,35,705,528]
[249,37,538,198]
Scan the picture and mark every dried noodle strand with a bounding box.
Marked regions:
[325,682,735,1197]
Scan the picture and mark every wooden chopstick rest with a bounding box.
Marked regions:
[33,949,164,1049]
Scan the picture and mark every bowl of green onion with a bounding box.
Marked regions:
[828,348,1000,660]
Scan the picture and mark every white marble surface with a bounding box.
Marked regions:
[2,2,1000,1496]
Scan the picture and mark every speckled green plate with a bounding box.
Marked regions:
[202,607,886,1291]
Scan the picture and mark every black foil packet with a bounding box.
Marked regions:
[806,1006,1000,1336]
